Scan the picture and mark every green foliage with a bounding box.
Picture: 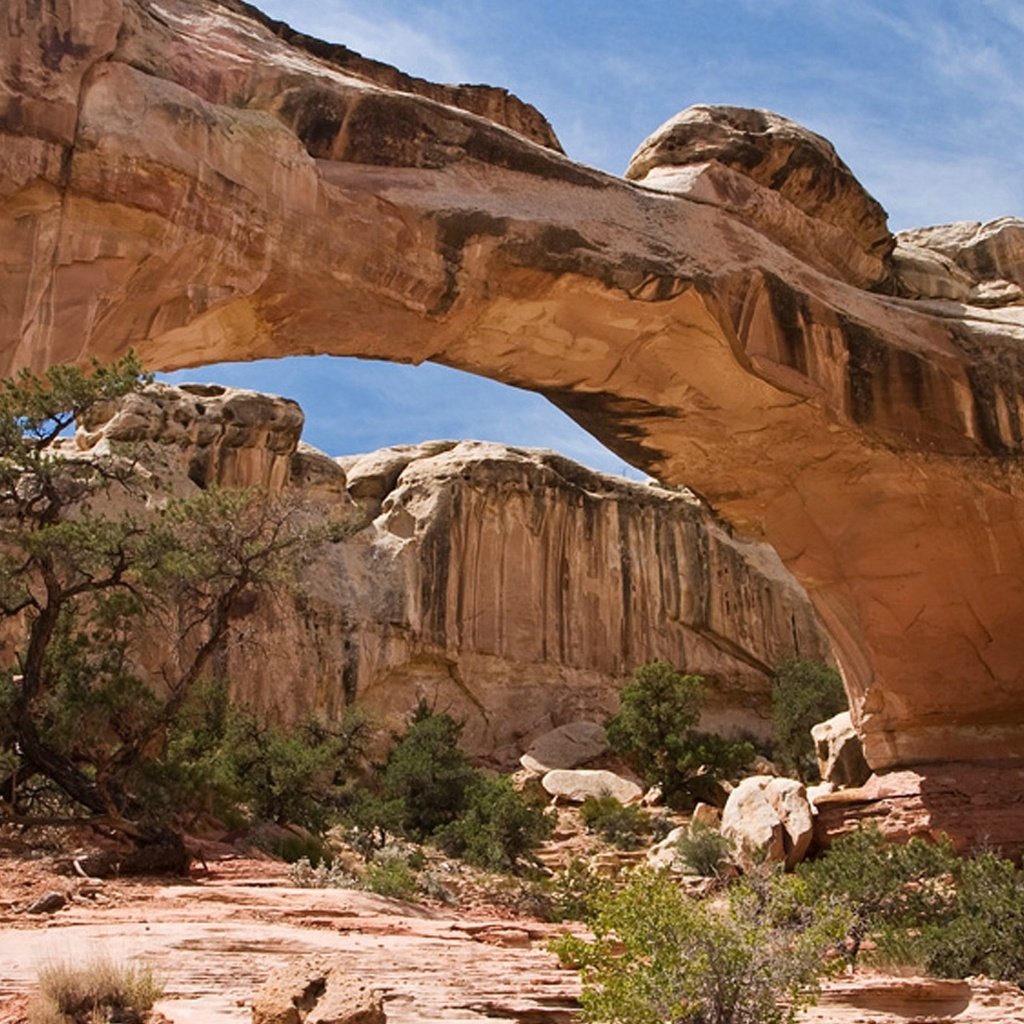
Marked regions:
[364,853,420,901]
[0,357,360,831]
[538,858,611,923]
[771,658,846,781]
[799,827,1024,980]
[675,819,733,877]
[28,956,162,1024]
[140,681,369,835]
[551,868,848,1024]
[352,705,552,872]
[377,704,480,840]
[435,773,554,871]
[605,662,754,809]
[579,794,649,849]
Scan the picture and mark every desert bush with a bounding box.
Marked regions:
[355,705,553,873]
[434,773,553,871]
[377,704,480,839]
[772,658,846,780]
[364,855,419,900]
[551,868,848,1024]
[579,794,649,849]
[605,662,754,809]
[800,827,1024,980]
[538,858,611,923]
[287,856,357,889]
[28,956,162,1024]
[675,819,733,877]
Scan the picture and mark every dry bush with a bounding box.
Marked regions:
[27,956,162,1023]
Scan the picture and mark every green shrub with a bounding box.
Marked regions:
[377,704,479,840]
[539,858,611,923]
[551,868,848,1024]
[605,662,754,809]
[350,705,552,873]
[675,820,733,877]
[364,856,419,901]
[28,957,162,1024]
[579,794,649,849]
[435,773,554,872]
[772,658,846,780]
[800,827,1024,980]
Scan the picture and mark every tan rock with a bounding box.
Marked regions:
[812,711,872,789]
[764,777,814,868]
[626,104,894,277]
[691,802,721,828]
[721,776,786,867]
[251,954,384,1024]
[813,761,1024,858]
[7,0,1024,802]
[541,769,642,805]
[721,775,813,869]
[519,722,608,775]
[646,826,688,871]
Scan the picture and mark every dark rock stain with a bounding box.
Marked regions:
[763,272,810,375]
[38,24,89,72]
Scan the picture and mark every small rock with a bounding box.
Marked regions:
[764,777,814,869]
[541,769,643,805]
[25,891,66,915]
[641,784,664,806]
[646,826,688,870]
[691,802,721,828]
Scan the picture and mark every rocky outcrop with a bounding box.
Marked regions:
[519,722,609,775]
[74,383,831,763]
[813,762,1024,858]
[5,1,1024,792]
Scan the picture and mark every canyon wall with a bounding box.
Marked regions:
[3,0,1024,775]
[79,383,830,762]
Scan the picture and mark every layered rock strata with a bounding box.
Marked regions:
[76,383,832,763]
[4,0,1024,781]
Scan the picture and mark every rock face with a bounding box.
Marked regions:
[5,2,1024,791]
[813,762,1024,858]
[74,384,831,762]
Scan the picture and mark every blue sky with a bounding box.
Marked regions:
[162,1,1024,474]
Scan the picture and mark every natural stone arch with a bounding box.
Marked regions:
[4,0,1024,778]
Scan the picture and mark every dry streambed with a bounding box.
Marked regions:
[1,855,1024,1024]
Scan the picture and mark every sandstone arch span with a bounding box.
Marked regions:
[3,0,1024,775]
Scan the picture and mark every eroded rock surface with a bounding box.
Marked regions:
[4,0,1024,787]
[74,384,830,762]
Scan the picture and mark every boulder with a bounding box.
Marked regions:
[721,776,786,867]
[721,775,814,869]
[812,712,872,789]
[763,777,814,868]
[541,769,642,805]
[251,955,385,1024]
[520,721,609,774]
